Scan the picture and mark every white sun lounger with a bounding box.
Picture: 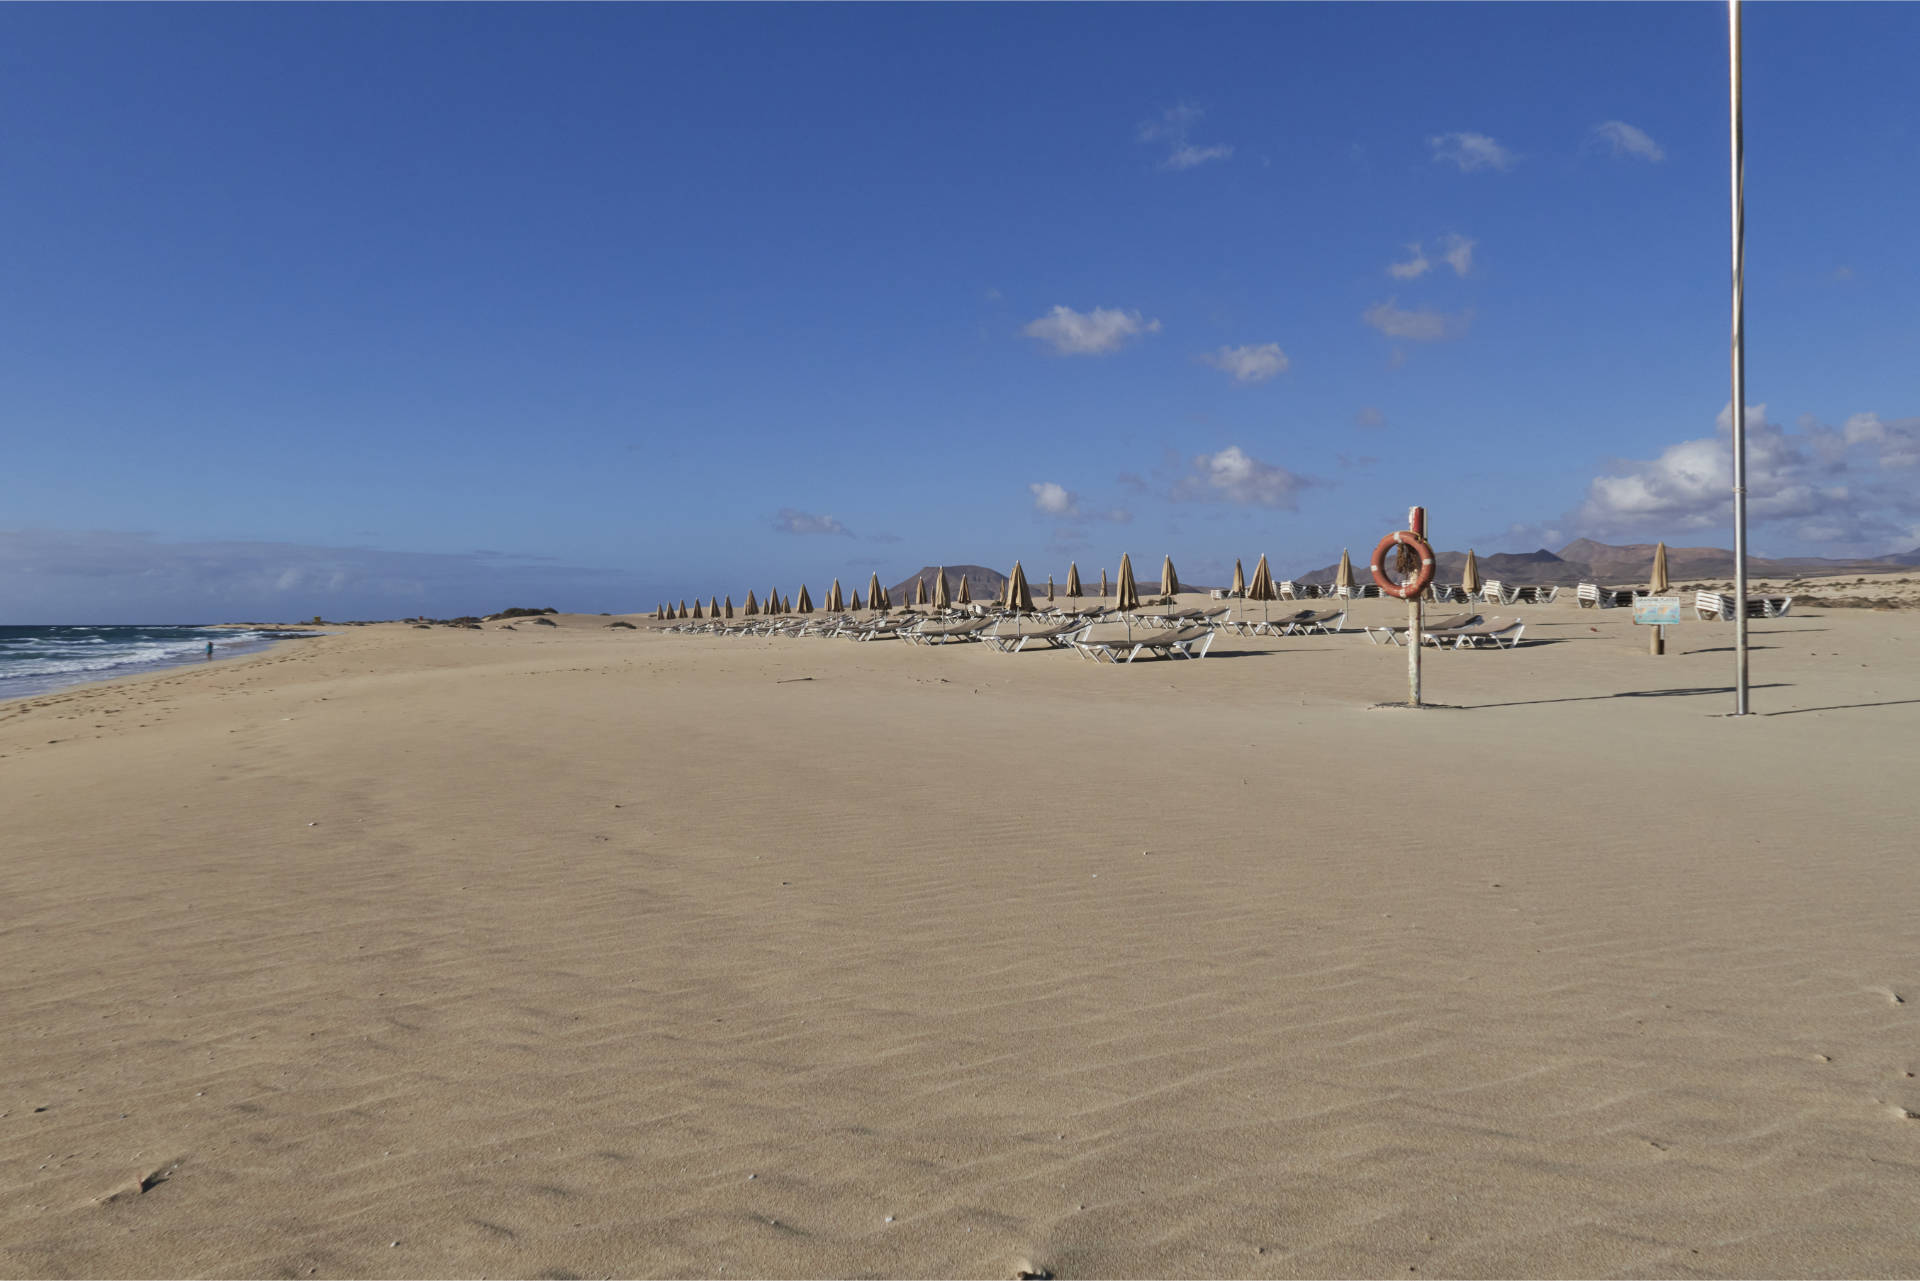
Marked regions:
[1364,612,1480,645]
[983,621,1092,653]
[1071,625,1218,664]
[1427,618,1526,649]
[1694,590,1793,620]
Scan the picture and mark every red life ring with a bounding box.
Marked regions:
[1370,530,1436,599]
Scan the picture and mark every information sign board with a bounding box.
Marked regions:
[1633,596,1682,625]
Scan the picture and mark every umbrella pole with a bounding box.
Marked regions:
[1651,622,1664,656]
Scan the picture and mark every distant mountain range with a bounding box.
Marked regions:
[889,565,1010,604]
[1297,539,1920,587]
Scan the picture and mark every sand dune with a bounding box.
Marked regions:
[3,596,1918,1277]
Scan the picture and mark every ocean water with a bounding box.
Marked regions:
[0,625,313,701]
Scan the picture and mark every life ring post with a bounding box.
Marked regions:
[1366,507,1434,707]
[1409,507,1423,706]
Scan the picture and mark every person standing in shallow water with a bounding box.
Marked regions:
[205,641,214,660]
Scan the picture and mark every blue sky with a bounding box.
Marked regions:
[3,3,1916,621]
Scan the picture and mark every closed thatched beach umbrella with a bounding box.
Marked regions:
[1159,555,1179,606]
[914,576,929,607]
[851,588,864,610]
[744,590,758,616]
[1006,561,1034,614]
[724,596,734,619]
[958,573,972,605]
[828,579,844,612]
[1047,575,1055,602]
[709,596,720,618]
[1334,549,1354,597]
[1461,550,1482,600]
[867,572,884,613]
[1066,562,1082,598]
[1114,553,1140,639]
[1648,541,1671,655]
[781,594,791,614]
[679,600,689,619]
[1247,553,1278,622]
[1100,567,1110,597]
[796,585,814,614]
[769,586,783,615]
[1230,558,1246,623]
[934,567,951,611]
[692,600,704,619]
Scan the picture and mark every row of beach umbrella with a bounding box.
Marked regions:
[654,555,1185,622]
[650,543,1676,622]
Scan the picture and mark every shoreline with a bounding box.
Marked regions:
[0,627,324,704]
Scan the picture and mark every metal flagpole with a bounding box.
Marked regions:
[1729,0,1751,715]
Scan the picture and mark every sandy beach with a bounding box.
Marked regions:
[5,593,1919,1279]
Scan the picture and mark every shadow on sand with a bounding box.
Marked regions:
[1764,698,1920,717]
[1462,683,1793,710]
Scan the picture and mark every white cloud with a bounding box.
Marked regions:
[1173,446,1306,509]
[1030,482,1078,515]
[1023,305,1161,356]
[1389,234,1472,279]
[1362,298,1471,342]
[1354,406,1387,429]
[1388,244,1431,279]
[1138,103,1233,171]
[1030,481,1130,525]
[1199,342,1290,384]
[1573,404,1920,550]
[1841,412,1920,468]
[1592,120,1666,162]
[1429,131,1517,172]
[1166,143,1234,171]
[773,508,853,537]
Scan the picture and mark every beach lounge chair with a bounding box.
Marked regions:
[1290,607,1348,635]
[1509,585,1560,605]
[1694,590,1792,620]
[1243,608,1312,637]
[1071,624,1217,663]
[983,620,1091,653]
[1427,617,1525,649]
[910,618,994,645]
[846,618,912,641]
[1364,612,1479,645]
[1576,583,1640,609]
